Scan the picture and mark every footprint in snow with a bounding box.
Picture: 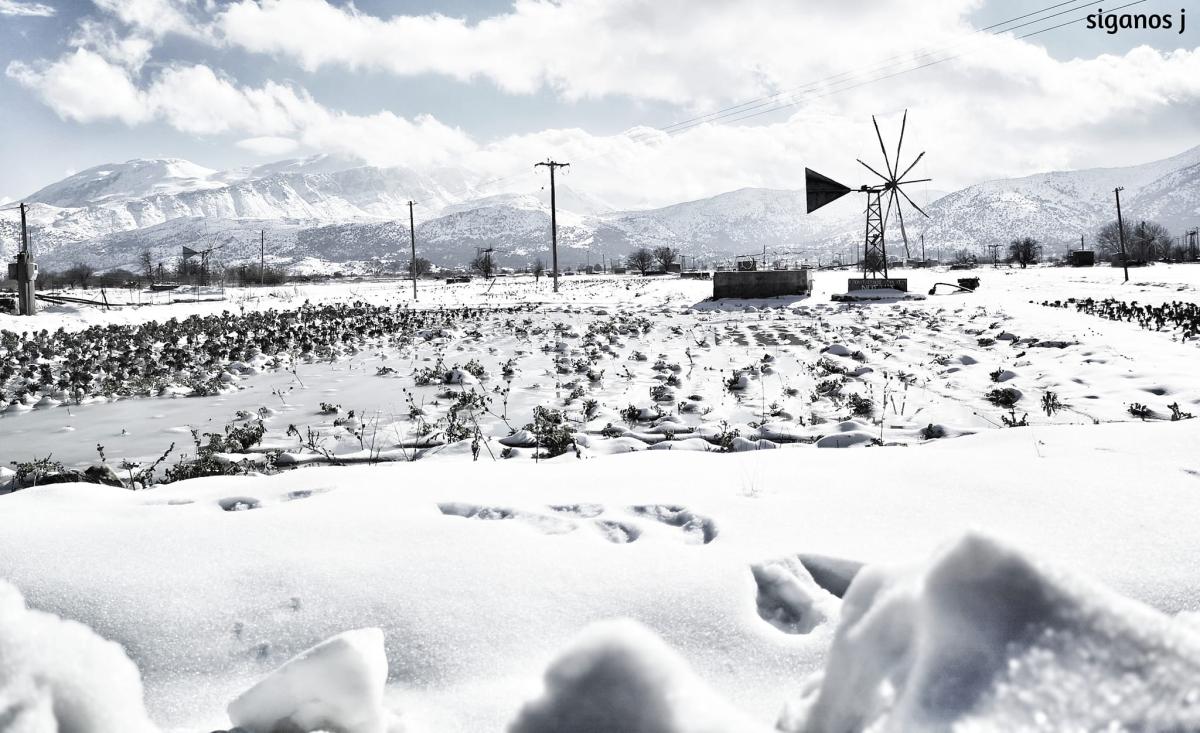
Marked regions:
[219,496,261,512]
[437,502,576,535]
[549,503,605,518]
[283,487,332,502]
[594,519,641,544]
[628,504,718,544]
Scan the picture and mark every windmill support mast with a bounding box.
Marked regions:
[260,229,265,286]
[535,159,569,293]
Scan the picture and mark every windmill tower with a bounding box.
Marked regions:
[182,244,222,286]
[805,110,932,290]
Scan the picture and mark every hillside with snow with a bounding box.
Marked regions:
[2,146,1197,273]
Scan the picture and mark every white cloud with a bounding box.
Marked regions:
[69,20,155,70]
[236,136,299,157]
[5,52,477,170]
[6,0,1200,205]
[0,0,55,17]
[211,0,978,106]
[6,50,150,125]
[93,0,206,40]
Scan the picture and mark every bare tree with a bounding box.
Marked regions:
[406,257,432,277]
[653,246,679,271]
[1007,237,1041,268]
[532,258,546,282]
[63,262,95,289]
[1128,221,1172,262]
[1096,220,1133,258]
[952,249,977,265]
[627,248,654,276]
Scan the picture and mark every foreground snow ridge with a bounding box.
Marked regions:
[6,533,1200,732]
[227,627,393,733]
[0,581,156,733]
[779,532,1200,732]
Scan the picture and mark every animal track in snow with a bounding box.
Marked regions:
[629,504,718,544]
[438,502,717,545]
[219,496,262,512]
[594,519,641,544]
[438,502,576,535]
[284,487,333,502]
[750,556,832,634]
[549,503,605,518]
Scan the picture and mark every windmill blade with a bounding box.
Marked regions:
[896,197,912,259]
[894,109,908,178]
[895,151,926,183]
[872,115,895,178]
[857,158,890,183]
[897,177,932,186]
[897,185,930,218]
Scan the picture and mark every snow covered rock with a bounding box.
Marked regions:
[778,532,1200,732]
[499,429,540,447]
[0,579,156,733]
[509,619,767,733]
[227,627,392,733]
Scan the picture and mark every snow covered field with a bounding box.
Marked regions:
[3,264,1200,731]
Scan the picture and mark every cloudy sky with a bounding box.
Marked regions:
[0,0,1197,208]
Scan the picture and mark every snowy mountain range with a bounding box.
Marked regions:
[2,145,1197,273]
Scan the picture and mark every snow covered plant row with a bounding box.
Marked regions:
[12,289,1197,475]
[7,532,1200,733]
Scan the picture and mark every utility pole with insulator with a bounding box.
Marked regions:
[9,202,38,315]
[408,200,418,300]
[534,159,569,293]
[1114,187,1129,282]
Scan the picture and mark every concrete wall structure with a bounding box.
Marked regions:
[713,269,810,299]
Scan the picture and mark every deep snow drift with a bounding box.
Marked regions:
[7,523,1200,732]
[3,417,1200,730]
[5,267,1200,730]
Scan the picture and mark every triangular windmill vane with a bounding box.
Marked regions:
[805,109,932,279]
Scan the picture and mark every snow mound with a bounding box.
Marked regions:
[227,627,393,733]
[510,619,765,733]
[0,579,156,733]
[779,532,1200,732]
[750,555,839,634]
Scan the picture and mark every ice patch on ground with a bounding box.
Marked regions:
[778,532,1200,732]
[227,627,394,733]
[509,619,767,733]
[0,579,156,733]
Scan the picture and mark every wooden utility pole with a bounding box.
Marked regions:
[14,202,37,315]
[534,159,569,292]
[1114,187,1129,282]
[260,229,265,285]
[408,201,418,300]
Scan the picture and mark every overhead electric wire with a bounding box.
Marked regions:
[643,0,1103,138]
[458,0,1143,198]
[635,0,1148,134]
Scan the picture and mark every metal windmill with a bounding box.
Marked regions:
[182,243,223,286]
[805,110,931,279]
